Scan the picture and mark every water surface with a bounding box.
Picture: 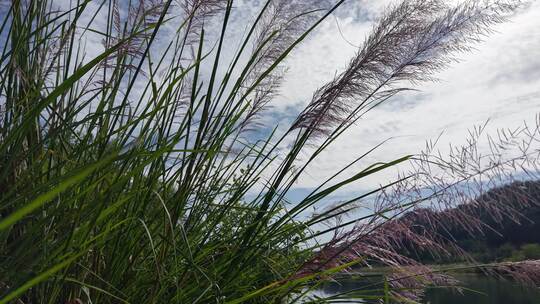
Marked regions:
[316,273,540,303]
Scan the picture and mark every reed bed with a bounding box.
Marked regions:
[0,0,531,303]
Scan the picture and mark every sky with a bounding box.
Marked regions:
[10,0,540,202]
[262,0,540,196]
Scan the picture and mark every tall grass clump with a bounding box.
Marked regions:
[0,0,528,302]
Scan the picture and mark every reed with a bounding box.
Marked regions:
[0,0,527,302]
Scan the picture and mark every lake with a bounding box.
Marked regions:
[314,273,540,303]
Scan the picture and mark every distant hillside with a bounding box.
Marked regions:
[403,180,540,262]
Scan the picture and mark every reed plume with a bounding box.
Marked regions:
[292,0,520,139]
[240,0,328,131]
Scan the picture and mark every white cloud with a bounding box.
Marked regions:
[273,0,540,194]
